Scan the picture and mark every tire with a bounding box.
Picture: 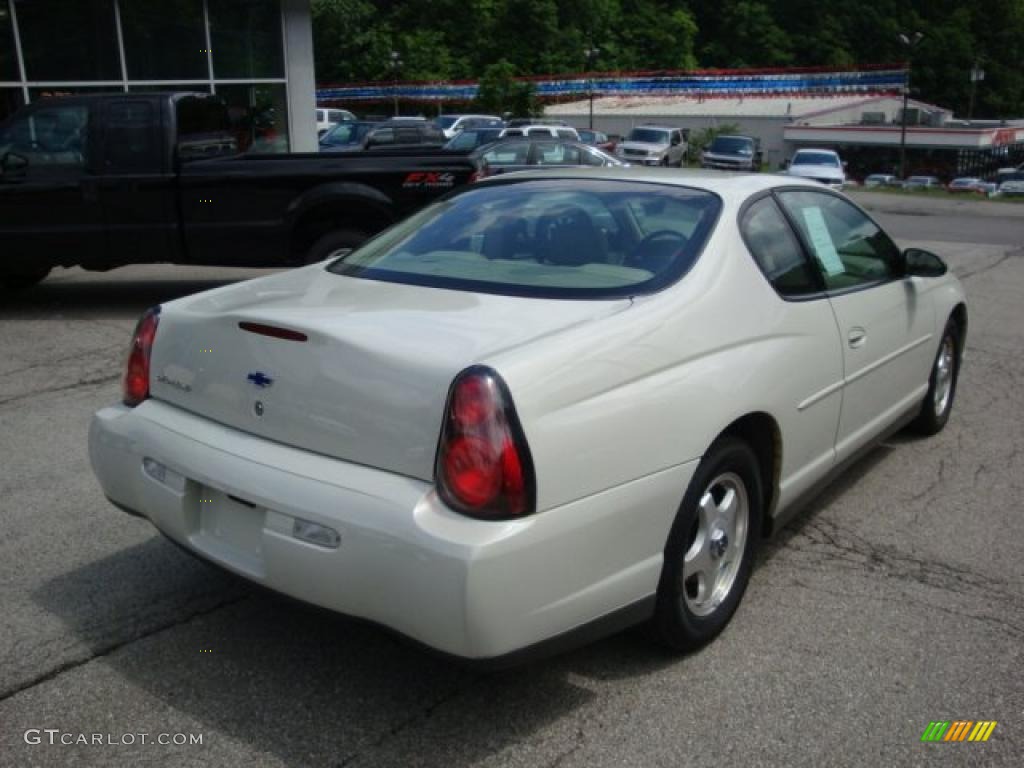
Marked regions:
[303,228,369,265]
[911,319,960,435]
[0,263,51,293]
[659,156,669,167]
[650,436,763,651]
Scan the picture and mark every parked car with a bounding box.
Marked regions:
[614,125,687,167]
[315,107,356,136]
[904,175,943,191]
[506,118,569,128]
[90,169,966,661]
[700,134,761,172]
[0,93,480,290]
[947,177,986,194]
[864,173,897,188]
[364,120,446,149]
[471,139,624,177]
[998,179,1024,197]
[443,128,505,152]
[435,114,503,139]
[784,148,846,189]
[318,120,380,152]
[500,124,580,140]
[577,129,617,153]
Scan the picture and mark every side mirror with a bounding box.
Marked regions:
[904,248,948,278]
[1,151,28,179]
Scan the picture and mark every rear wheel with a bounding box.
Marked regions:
[911,319,960,435]
[303,228,369,265]
[0,263,51,293]
[650,436,763,651]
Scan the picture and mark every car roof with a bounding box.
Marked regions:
[471,166,821,203]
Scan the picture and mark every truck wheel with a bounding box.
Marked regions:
[304,229,369,265]
[0,264,51,293]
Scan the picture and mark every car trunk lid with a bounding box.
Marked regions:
[148,266,629,480]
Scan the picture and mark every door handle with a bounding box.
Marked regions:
[848,327,867,348]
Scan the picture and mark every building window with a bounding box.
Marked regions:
[209,0,284,79]
[1,3,19,81]
[15,0,121,82]
[1,88,25,124]
[217,83,289,153]
[119,0,208,81]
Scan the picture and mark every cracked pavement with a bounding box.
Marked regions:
[1,201,1022,767]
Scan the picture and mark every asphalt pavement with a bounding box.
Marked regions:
[0,196,1022,767]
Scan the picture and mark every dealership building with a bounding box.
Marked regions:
[0,0,317,150]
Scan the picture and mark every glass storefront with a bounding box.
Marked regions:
[1,2,18,81]
[1,88,24,123]
[0,0,293,151]
[119,0,208,81]
[209,0,284,79]
[217,82,289,153]
[16,0,121,82]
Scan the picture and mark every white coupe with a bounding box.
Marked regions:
[90,169,966,661]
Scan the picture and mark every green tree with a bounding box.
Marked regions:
[475,59,538,117]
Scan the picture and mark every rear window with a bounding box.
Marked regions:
[329,179,722,299]
[792,151,839,167]
[709,137,754,155]
[628,128,669,144]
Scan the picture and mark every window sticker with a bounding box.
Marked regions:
[801,206,845,276]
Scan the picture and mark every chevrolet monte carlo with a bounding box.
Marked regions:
[90,169,966,661]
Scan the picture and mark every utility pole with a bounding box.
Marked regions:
[584,46,600,129]
[897,32,924,181]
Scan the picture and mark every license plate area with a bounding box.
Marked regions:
[189,485,267,577]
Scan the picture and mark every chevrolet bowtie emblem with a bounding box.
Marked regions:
[247,372,274,388]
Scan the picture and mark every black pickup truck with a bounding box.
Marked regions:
[0,93,480,290]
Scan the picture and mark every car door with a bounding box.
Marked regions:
[0,99,106,265]
[96,97,178,264]
[739,195,843,502]
[777,189,936,462]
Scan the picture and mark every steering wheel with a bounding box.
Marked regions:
[626,229,689,271]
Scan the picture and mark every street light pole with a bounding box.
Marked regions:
[897,32,923,180]
[389,50,401,117]
[968,61,985,121]
[584,46,600,129]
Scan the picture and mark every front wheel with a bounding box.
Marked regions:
[650,436,763,651]
[911,319,961,435]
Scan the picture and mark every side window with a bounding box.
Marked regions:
[527,128,551,138]
[536,144,581,165]
[778,190,900,291]
[103,100,159,173]
[370,127,394,145]
[556,128,576,139]
[581,148,606,166]
[740,197,820,296]
[0,104,89,168]
[483,142,530,165]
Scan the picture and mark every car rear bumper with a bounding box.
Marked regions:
[89,400,692,659]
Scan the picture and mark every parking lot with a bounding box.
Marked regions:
[1,194,1022,767]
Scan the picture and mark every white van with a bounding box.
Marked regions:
[316,108,356,136]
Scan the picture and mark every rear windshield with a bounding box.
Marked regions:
[628,128,669,144]
[792,151,839,166]
[709,136,753,155]
[329,179,722,299]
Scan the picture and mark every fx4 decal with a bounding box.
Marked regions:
[402,172,456,189]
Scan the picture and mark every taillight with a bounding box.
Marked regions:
[436,366,535,519]
[122,306,160,407]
